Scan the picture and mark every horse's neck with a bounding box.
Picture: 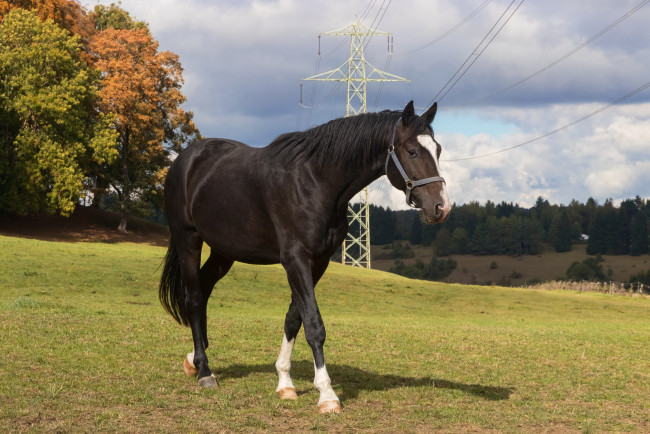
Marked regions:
[328,140,388,211]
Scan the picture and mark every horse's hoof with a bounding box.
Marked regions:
[277,387,298,400]
[318,400,342,414]
[198,375,218,388]
[183,354,198,377]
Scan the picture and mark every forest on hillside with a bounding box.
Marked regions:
[365,196,650,257]
[362,196,650,284]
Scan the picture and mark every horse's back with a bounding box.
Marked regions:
[165,138,250,222]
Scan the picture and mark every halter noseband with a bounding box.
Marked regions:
[385,118,446,208]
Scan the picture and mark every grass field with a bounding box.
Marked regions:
[1,235,649,432]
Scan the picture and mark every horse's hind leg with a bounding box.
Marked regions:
[173,232,215,387]
[183,250,233,385]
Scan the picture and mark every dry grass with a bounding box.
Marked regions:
[372,242,650,286]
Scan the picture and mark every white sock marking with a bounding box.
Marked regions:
[186,351,195,368]
[275,335,296,391]
[314,363,339,404]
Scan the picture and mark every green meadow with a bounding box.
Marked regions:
[1,235,649,432]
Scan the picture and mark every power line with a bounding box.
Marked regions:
[363,0,391,48]
[358,0,378,23]
[455,0,650,108]
[430,0,525,106]
[372,53,392,110]
[444,80,650,162]
[398,0,495,56]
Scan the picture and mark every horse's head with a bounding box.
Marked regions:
[385,101,450,224]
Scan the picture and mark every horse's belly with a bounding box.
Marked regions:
[204,236,281,265]
[191,196,282,264]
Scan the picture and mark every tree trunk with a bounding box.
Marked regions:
[117,128,130,234]
[118,211,128,233]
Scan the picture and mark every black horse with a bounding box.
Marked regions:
[159,101,450,414]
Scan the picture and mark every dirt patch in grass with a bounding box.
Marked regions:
[0,206,169,247]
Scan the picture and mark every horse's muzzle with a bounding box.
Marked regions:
[424,202,449,224]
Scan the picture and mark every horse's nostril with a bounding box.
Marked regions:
[435,203,443,218]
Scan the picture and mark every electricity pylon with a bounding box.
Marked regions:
[303,20,408,268]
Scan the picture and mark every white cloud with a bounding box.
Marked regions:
[89,0,650,209]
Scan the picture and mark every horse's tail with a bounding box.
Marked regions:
[159,240,190,326]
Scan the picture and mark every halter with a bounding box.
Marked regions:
[385,118,446,208]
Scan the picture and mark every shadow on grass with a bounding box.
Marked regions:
[219,360,513,402]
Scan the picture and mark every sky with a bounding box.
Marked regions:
[89,0,650,210]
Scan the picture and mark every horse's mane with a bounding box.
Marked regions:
[264,110,404,171]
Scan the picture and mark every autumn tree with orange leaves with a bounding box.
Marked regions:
[0,0,94,42]
[0,1,200,230]
[89,11,200,232]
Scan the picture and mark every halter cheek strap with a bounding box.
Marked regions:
[385,118,446,208]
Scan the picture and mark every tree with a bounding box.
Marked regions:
[629,212,649,256]
[566,256,606,281]
[471,216,505,255]
[628,268,650,286]
[0,8,117,215]
[89,22,200,232]
[90,3,148,31]
[552,208,573,252]
[369,205,396,245]
[0,0,94,42]
[587,210,607,255]
[432,227,452,256]
[450,227,469,254]
[409,214,423,245]
[506,217,543,256]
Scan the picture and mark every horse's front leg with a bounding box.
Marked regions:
[276,299,300,400]
[281,252,341,414]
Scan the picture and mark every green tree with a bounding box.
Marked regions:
[553,208,573,252]
[0,9,117,216]
[90,3,148,31]
[566,256,606,281]
[450,227,469,254]
[506,217,543,256]
[587,210,607,255]
[471,216,505,255]
[410,214,423,245]
[432,227,452,256]
[531,196,554,241]
[424,255,457,280]
[369,205,396,245]
[628,268,650,287]
[629,212,649,256]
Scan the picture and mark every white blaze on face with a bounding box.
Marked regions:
[417,134,451,215]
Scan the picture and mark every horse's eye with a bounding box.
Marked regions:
[407,149,417,157]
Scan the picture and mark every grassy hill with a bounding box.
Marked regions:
[1,235,649,432]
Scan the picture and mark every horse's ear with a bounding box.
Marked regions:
[422,102,438,124]
[401,100,415,126]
